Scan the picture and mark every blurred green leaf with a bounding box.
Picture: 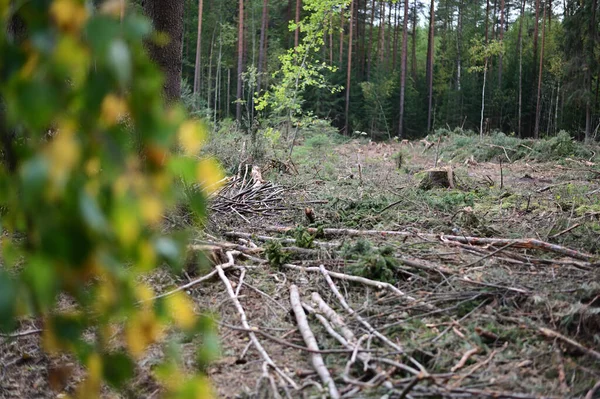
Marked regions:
[0,271,17,333]
[102,352,134,389]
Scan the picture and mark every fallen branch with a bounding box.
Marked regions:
[150,251,240,301]
[283,263,414,301]
[318,265,409,358]
[539,327,600,362]
[215,254,299,389]
[450,347,480,372]
[290,285,340,399]
[265,226,594,261]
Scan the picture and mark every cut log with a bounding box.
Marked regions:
[419,168,454,190]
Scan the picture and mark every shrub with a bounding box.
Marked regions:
[0,1,220,396]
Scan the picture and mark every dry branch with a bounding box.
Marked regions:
[289,285,340,398]
[215,254,298,389]
[283,263,414,301]
[150,250,239,301]
[265,226,594,261]
[539,327,600,362]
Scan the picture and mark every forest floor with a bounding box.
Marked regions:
[2,132,600,398]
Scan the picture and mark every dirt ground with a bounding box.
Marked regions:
[2,138,600,398]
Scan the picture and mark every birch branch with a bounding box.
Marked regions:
[290,285,340,399]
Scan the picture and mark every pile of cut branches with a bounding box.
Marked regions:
[209,165,287,220]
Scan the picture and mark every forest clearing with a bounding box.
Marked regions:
[3,129,600,398]
[3,0,600,398]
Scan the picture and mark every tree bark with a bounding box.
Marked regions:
[534,1,546,139]
[426,0,435,132]
[295,0,301,48]
[236,0,245,123]
[498,0,504,89]
[144,0,184,102]
[345,0,355,134]
[480,58,488,138]
[367,0,376,80]
[257,0,269,93]
[399,0,409,138]
[378,0,386,64]
[411,0,417,82]
[193,0,204,95]
[517,0,525,137]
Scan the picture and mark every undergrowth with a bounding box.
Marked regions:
[436,129,600,163]
[342,239,399,283]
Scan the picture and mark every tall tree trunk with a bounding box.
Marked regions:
[456,0,463,92]
[426,0,435,132]
[533,0,540,96]
[586,0,597,143]
[367,0,376,80]
[399,0,409,138]
[534,1,546,139]
[378,0,386,64]
[517,0,525,137]
[295,0,301,48]
[329,15,334,66]
[345,0,355,134]
[411,0,417,82]
[498,0,504,88]
[339,7,345,64]
[193,0,204,95]
[485,0,490,44]
[236,0,244,123]
[144,0,185,102]
[480,58,488,138]
[257,0,269,93]
[392,0,400,71]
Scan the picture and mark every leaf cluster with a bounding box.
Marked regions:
[0,1,221,396]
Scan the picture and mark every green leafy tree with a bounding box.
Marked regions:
[469,36,504,138]
[255,0,349,155]
[0,0,221,396]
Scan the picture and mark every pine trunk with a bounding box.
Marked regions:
[193,0,204,95]
[517,0,525,137]
[257,0,268,93]
[534,1,546,139]
[144,0,184,102]
[426,0,435,132]
[345,0,355,134]
[236,0,244,123]
[399,0,409,138]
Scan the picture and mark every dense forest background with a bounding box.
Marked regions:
[174,0,600,142]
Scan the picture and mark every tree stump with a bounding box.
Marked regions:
[419,168,454,190]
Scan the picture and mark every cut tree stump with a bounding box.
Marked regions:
[419,168,454,190]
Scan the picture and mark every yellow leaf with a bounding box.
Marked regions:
[85,157,100,176]
[166,292,196,330]
[100,94,128,126]
[196,158,224,194]
[112,203,140,247]
[42,325,60,355]
[53,36,90,86]
[137,240,156,271]
[50,0,88,33]
[140,195,163,226]
[126,309,163,358]
[178,120,206,156]
[19,52,39,79]
[45,121,81,194]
